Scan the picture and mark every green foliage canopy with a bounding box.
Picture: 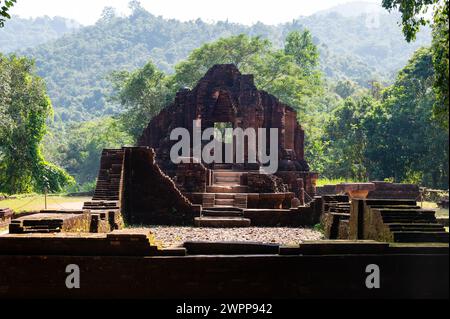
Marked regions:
[382,0,449,128]
[0,54,74,194]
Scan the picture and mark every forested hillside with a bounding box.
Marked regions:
[2,1,447,193]
[0,15,80,52]
[4,4,430,122]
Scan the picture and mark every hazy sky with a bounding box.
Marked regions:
[10,0,381,25]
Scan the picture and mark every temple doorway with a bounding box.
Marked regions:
[213,122,233,169]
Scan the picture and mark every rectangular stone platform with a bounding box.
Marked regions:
[9,211,90,234]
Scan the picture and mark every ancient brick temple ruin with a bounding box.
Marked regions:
[88,64,320,226]
[1,65,448,300]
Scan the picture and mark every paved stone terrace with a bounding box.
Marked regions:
[140,226,324,248]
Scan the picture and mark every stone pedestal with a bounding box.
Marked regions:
[336,183,376,199]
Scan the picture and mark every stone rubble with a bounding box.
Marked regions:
[141,226,324,248]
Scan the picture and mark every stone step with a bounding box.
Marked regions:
[215,193,235,199]
[207,185,246,193]
[389,226,446,232]
[215,176,240,183]
[379,209,435,215]
[213,170,242,177]
[214,198,235,206]
[202,210,244,217]
[205,206,243,212]
[382,217,436,223]
[393,231,449,243]
[194,217,251,228]
[387,223,445,231]
[213,163,233,170]
[370,205,421,209]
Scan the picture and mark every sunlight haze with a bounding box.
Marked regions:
[10,0,382,25]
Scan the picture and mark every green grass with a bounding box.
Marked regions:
[316,178,362,187]
[0,194,91,213]
[420,201,449,218]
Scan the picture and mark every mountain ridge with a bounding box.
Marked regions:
[1,4,431,122]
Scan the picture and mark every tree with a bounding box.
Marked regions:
[324,96,378,180]
[0,0,16,27]
[171,35,272,90]
[431,2,449,128]
[171,34,322,117]
[323,47,448,187]
[381,0,438,42]
[56,117,133,187]
[382,0,449,128]
[0,54,74,194]
[112,34,324,156]
[99,7,117,23]
[366,47,448,187]
[111,62,172,140]
[335,80,358,99]
[284,30,319,75]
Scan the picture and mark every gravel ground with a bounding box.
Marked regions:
[144,226,324,248]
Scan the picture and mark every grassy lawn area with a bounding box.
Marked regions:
[0,195,92,213]
[316,178,360,187]
[420,201,449,218]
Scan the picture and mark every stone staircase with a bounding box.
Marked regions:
[195,207,250,228]
[353,199,450,243]
[198,170,250,227]
[377,208,448,243]
[92,149,124,201]
[212,170,242,185]
[324,202,351,240]
[203,170,249,208]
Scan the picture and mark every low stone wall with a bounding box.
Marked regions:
[317,182,420,201]
[0,244,447,298]
[368,181,420,200]
[9,211,91,234]
[244,199,321,226]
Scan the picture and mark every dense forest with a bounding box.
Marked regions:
[0,0,448,194]
[0,15,80,52]
[1,2,430,122]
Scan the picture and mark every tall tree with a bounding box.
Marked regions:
[431,2,449,127]
[382,0,449,128]
[370,47,448,187]
[111,62,172,140]
[284,30,319,75]
[0,55,74,194]
[112,34,323,143]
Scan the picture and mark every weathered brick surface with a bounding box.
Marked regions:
[349,199,448,243]
[9,211,91,234]
[175,159,208,193]
[317,182,420,201]
[138,64,312,181]
[247,172,287,193]
[121,147,201,225]
[0,250,447,298]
